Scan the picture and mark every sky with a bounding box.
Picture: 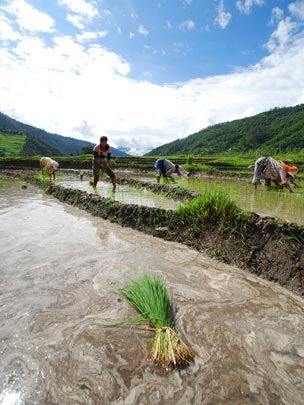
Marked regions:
[0,0,304,155]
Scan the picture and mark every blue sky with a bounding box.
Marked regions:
[0,0,304,155]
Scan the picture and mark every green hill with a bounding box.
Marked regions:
[145,104,304,156]
[0,112,129,157]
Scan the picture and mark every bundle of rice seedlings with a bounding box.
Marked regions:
[107,273,193,368]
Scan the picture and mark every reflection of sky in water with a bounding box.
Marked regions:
[179,177,304,225]
[56,171,304,225]
[56,174,180,210]
[0,390,22,405]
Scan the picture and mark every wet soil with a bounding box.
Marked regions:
[2,169,304,297]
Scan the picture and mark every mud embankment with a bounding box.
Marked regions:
[3,171,304,297]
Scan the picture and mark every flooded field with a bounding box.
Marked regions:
[179,177,304,226]
[56,171,180,210]
[1,178,304,404]
[58,170,304,225]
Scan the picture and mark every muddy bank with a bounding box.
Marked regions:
[3,169,301,298]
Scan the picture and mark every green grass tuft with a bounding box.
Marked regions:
[178,190,252,233]
[105,274,193,368]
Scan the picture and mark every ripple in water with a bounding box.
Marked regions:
[1,178,304,404]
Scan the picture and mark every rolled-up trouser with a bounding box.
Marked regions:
[92,162,115,183]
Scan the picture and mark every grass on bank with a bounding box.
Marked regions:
[177,190,252,234]
[103,274,193,369]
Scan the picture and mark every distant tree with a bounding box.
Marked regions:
[81,146,93,155]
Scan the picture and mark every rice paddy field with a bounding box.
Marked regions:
[56,171,181,210]
[178,176,304,226]
[1,177,304,404]
[49,168,304,226]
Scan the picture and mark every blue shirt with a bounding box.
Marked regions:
[154,158,165,169]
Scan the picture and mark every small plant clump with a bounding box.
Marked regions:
[104,274,193,369]
[178,190,252,234]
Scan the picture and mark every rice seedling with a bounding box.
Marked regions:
[104,273,193,369]
[163,177,175,184]
[178,190,252,234]
[37,172,48,180]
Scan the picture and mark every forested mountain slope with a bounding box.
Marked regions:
[146,104,304,156]
[0,112,129,157]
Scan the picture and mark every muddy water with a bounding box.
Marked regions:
[179,177,304,226]
[45,170,304,224]
[1,179,304,405]
[56,172,180,210]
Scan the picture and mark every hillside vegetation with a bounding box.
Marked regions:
[0,111,129,157]
[146,104,304,156]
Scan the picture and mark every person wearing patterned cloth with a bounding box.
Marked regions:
[251,156,298,192]
[92,136,116,190]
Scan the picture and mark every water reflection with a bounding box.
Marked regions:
[56,172,180,210]
[178,177,304,225]
[35,170,304,224]
[0,390,22,405]
[1,179,304,404]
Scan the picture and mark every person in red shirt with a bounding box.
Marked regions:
[92,136,116,190]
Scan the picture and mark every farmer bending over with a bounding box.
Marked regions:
[251,156,298,192]
[92,136,116,190]
[154,158,184,184]
[40,157,59,180]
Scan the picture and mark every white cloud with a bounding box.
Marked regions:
[1,23,304,154]
[0,0,304,155]
[266,17,298,51]
[289,1,304,20]
[236,0,265,15]
[58,0,99,18]
[67,14,84,29]
[76,31,108,43]
[179,20,195,31]
[0,15,21,41]
[214,0,232,29]
[138,24,149,36]
[269,7,284,25]
[4,0,55,33]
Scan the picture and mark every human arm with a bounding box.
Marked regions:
[278,167,292,191]
[93,149,110,167]
[251,157,268,189]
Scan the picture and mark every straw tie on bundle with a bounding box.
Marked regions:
[104,273,194,369]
